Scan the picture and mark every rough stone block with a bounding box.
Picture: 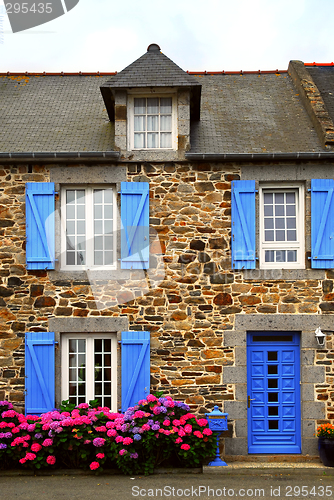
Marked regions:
[235,419,248,438]
[301,365,325,383]
[223,366,246,384]
[301,383,315,402]
[302,401,325,420]
[224,437,248,456]
[224,401,247,419]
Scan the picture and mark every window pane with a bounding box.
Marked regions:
[104,189,114,204]
[147,115,159,131]
[275,205,284,216]
[147,133,158,148]
[275,218,285,229]
[77,221,85,235]
[160,97,172,113]
[95,235,103,250]
[147,98,159,113]
[66,252,75,265]
[134,98,146,114]
[104,220,113,234]
[286,205,296,216]
[265,230,274,241]
[275,193,284,204]
[264,205,273,216]
[66,205,75,220]
[276,250,286,262]
[94,220,103,235]
[134,133,145,148]
[160,115,172,131]
[134,115,145,132]
[94,204,102,219]
[94,251,103,265]
[287,230,297,241]
[286,217,296,229]
[160,133,172,148]
[66,190,76,204]
[276,230,285,241]
[286,192,295,204]
[265,250,275,262]
[94,189,102,204]
[264,218,274,229]
[264,193,273,204]
[77,205,85,220]
[287,250,297,262]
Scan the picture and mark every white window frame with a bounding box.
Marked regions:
[128,91,177,151]
[60,185,117,271]
[61,333,117,411]
[259,183,305,269]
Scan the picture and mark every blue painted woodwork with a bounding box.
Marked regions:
[231,180,256,269]
[121,182,149,269]
[121,331,150,411]
[205,406,228,466]
[311,179,334,269]
[25,332,55,415]
[247,332,301,454]
[26,182,55,270]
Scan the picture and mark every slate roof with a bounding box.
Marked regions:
[0,74,115,152]
[307,65,334,124]
[101,44,200,89]
[0,68,325,154]
[189,72,323,153]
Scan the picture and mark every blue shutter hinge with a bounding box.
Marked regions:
[308,189,311,192]
[255,190,259,193]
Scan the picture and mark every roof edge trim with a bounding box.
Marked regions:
[185,152,334,162]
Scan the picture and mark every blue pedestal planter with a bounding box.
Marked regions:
[205,406,228,467]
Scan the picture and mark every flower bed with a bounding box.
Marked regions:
[0,395,216,475]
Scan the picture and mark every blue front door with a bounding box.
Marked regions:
[247,332,301,454]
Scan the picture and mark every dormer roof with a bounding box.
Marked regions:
[100,44,202,121]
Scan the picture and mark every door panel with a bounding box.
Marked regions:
[247,332,301,454]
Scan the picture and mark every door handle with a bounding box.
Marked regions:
[248,396,255,408]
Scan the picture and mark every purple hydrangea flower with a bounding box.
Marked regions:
[0,443,7,449]
[159,407,167,414]
[93,437,105,447]
[130,453,138,459]
[152,424,160,431]
[131,427,140,434]
[34,433,43,439]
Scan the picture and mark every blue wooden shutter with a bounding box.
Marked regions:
[121,331,150,412]
[25,332,55,415]
[26,182,55,270]
[231,180,256,269]
[311,179,334,268]
[121,182,149,269]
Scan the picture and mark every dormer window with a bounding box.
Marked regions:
[128,94,177,150]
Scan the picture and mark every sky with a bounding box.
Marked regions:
[0,0,333,73]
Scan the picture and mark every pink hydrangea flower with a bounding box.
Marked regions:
[141,424,150,431]
[25,453,36,461]
[90,461,100,470]
[107,429,117,437]
[181,444,191,451]
[197,418,208,427]
[115,436,123,443]
[146,395,157,403]
[163,420,170,426]
[203,428,213,436]
[46,455,56,465]
[193,431,203,439]
[42,439,53,447]
[96,453,105,459]
[123,437,133,445]
[19,458,26,464]
[184,424,192,434]
[175,437,183,444]
[95,426,107,432]
[31,443,42,452]
[119,449,127,456]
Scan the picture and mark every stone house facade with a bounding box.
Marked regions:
[0,44,334,459]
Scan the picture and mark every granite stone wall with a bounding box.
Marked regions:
[0,162,333,445]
